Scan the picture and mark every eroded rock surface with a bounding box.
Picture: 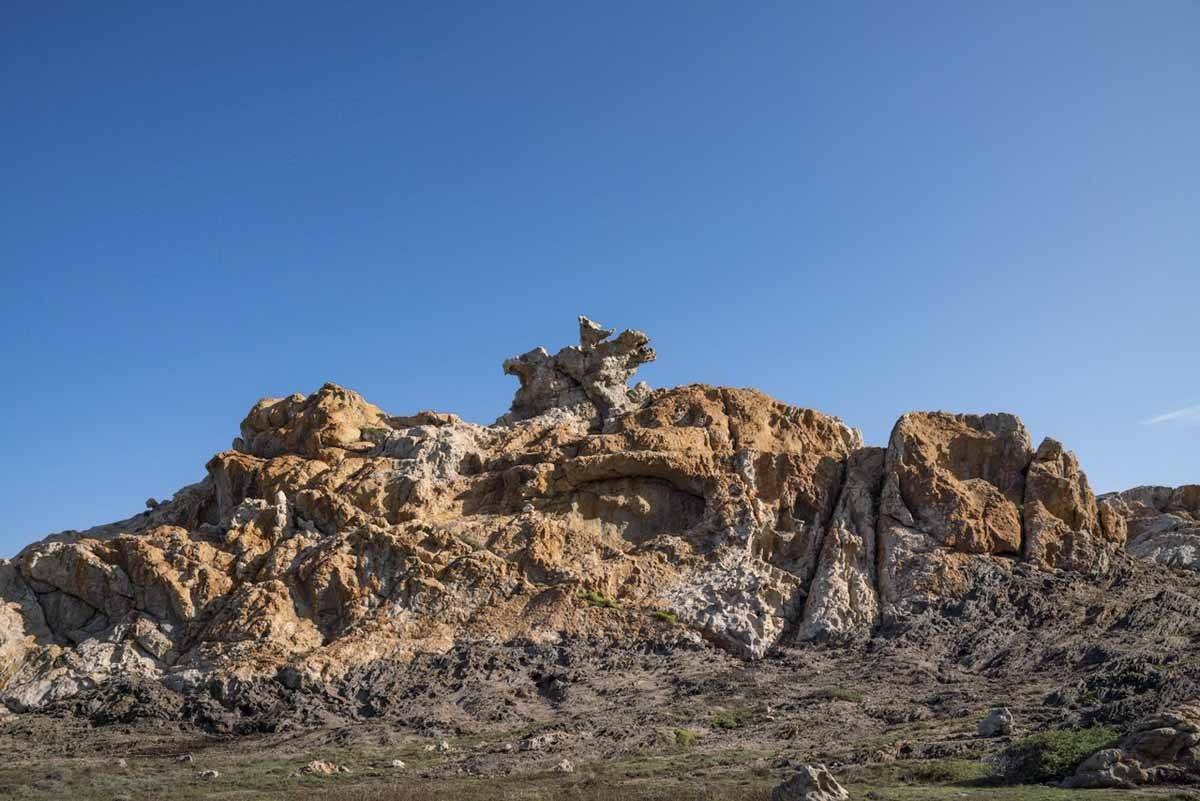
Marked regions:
[1108,485,1200,571]
[771,763,849,801]
[1070,702,1200,788]
[0,317,1193,717]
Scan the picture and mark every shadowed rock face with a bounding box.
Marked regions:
[0,318,1192,713]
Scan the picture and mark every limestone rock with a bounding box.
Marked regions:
[1023,438,1118,573]
[1069,702,1200,788]
[1109,485,1200,571]
[2,317,1198,718]
[501,316,655,421]
[798,447,886,642]
[877,412,1032,614]
[770,763,849,801]
[978,706,1014,737]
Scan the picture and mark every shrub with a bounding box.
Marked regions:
[996,726,1118,784]
[709,707,759,729]
[580,590,618,609]
[673,728,699,747]
[360,426,390,443]
[654,610,678,624]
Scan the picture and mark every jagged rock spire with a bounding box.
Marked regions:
[501,316,655,423]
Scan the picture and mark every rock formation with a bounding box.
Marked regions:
[1069,702,1200,788]
[0,317,1195,716]
[1105,485,1200,572]
[770,764,849,801]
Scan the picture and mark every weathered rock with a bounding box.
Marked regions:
[1109,485,1200,571]
[798,447,886,642]
[770,763,849,801]
[197,769,219,780]
[978,706,1014,737]
[1,317,1197,718]
[1023,438,1118,573]
[301,760,341,775]
[877,412,1032,615]
[1069,702,1200,788]
[501,316,655,422]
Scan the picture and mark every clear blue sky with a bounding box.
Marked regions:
[2,2,1197,557]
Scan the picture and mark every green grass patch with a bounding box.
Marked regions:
[997,726,1119,784]
[708,706,760,730]
[580,590,618,609]
[816,686,864,703]
[653,610,678,624]
[673,728,699,748]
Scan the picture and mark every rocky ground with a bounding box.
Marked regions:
[4,551,1200,798]
[2,317,1199,798]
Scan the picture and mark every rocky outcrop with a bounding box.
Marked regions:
[1107,485,1200,571]
[0,317,1193,715]
[797,447,885,642]
[876,412,1031,615]
[771,764,849,801]
[1022,438,1122,572]
[501,315,655,422]
[1069,702,1200,788]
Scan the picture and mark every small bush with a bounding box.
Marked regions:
[360,426,390,443]
[580,590,618,609]
[709,707,759,729]
[673,728,699,747]
[654,610,678,624]
[997,726,1118,784]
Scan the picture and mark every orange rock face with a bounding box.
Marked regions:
[0,319,1190,710]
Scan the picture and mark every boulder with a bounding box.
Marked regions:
[978,706,1014,737]
[770,763,849,801]
[1069,702,1200,788]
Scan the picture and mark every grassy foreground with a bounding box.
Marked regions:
[3,745,1199,801]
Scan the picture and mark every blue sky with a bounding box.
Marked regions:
[2,2,1197,556]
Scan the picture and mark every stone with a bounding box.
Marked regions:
[501,316,655,421]
[554,758,575,773]
[1069,701,1200,788]
[176,753,193,763]
[978,706,1014,737]
[877,412,1032,615]
[798,447,886,642]
[770,763,849,801]
[197,769,219,780]
[519,732,557,751]
[1023,438,1117,573]
[2,317,1199,719]
[301,760,340,775]
[1109,485,1200,571]
[389,759,406,769]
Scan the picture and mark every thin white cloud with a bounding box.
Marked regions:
[1142,403,1200,425]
